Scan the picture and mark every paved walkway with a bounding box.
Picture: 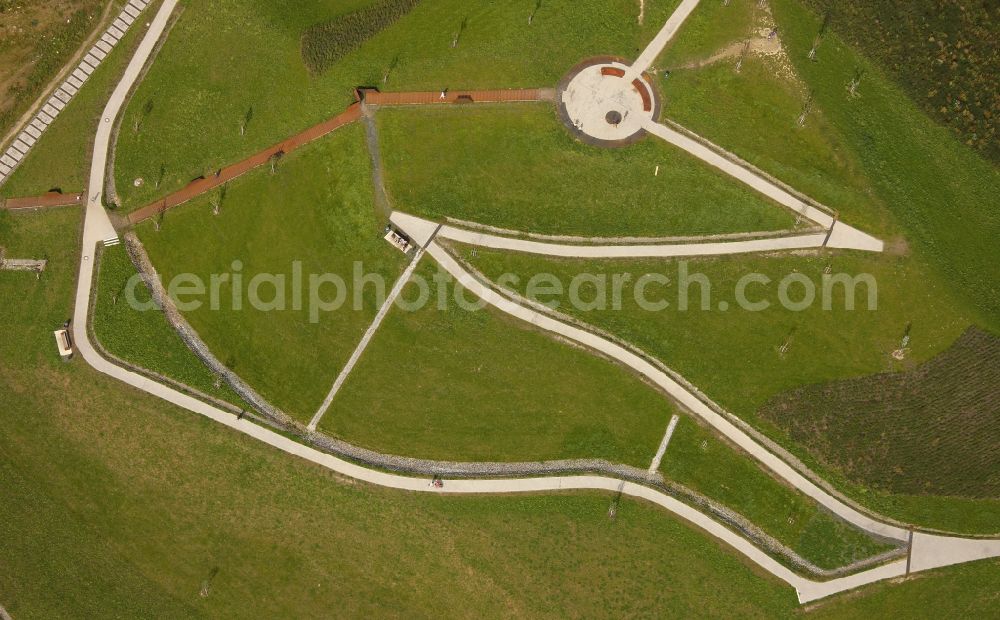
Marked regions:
[127,103,362,224]
[0,0,152,187]
[307,236,435,431]
[391,211,878,256]
[624,0,702,80]
[363,88,553,105]
[3,192,83,210]
[64,0,1000,607]
[648,414,680,474]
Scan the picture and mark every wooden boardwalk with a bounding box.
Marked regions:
[128,87,552,224]
[128,103,363,224]
[363,88,553,105]
[3,191,84,210]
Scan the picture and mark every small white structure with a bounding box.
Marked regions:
[54,329,73,361]
[384,228,412,253]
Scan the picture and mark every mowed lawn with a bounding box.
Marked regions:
[0,207,801,618]
[662,59,891,237]
[465,248,1000,533]
[2,187,1000,618]
[320,260,671,466]
[377,104,796,237]
[660,417,894,570]
[112,0,689,208]
[770,0,1000,328]
[137,124,407,421]
[92,243,248,408]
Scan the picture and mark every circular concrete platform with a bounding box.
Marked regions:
[557,58,661,147]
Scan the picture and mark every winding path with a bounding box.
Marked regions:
[65,0,1000,607]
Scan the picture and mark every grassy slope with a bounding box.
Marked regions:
[0,0,104,139]
[1,0,155,198]
[661,59,891,236]
[321,259,671,466]
[655,0,756,67]
[1,173,998,620]
[465,248,1000,533]
[113,0,687,209]
[322,257,890,568]
[0,208,803,618]
[136,124,406,421]
[661,416,893,569]
[92,243,248,407]
[377,104,795,236]
[771,0,1000,330]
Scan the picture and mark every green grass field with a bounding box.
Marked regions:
[770,0,1000,329]
[661,58,890,236]
[760,327,1000,500]
[320,259,672,466]
[320,257,893,568]
[112,0,688,209]
[2,132,999,620]
[463,247,1000,533]
[1,0,158,199]
[377,104,796,236]
[661,416,894,569]
[136,123,407,421]
[92,243,248,407]
[654,0,756,68]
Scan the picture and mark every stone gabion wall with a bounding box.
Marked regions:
[123,232,292,427]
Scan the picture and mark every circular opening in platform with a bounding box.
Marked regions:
[605,110,623,125]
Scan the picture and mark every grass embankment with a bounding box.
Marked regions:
[113,0,687,209]
[2,193,999,619]
[321,256,891,568]
[1,0,158,198]
[654,0,756,67]
[378,104,795,237]
[0,0,103,138]
[92,243,248,407]
[465,248,1000,533]
[0,207,800,618]
[136,124,406,421]
[801,0,999,164]
[760,327,1000,500]
[661,59,890,237]
[320,260,671,466]
[770,0,1000,329]
[661,416,894,569]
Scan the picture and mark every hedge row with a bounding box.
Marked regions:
[301,0,421,75]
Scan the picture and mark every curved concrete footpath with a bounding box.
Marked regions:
[67,0,1000,607]
[392,212,877,257]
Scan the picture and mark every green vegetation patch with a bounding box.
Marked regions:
[136,124,407,420]
[661,416,894,570]
[771,0,1000,330]
[761,327,1000,499]
[660,56,890,236]
[378,104,796,237]
[92,244,247,408]
[2,178,999,618]
[301,0,421,75]
[321,259,670,466]
[463,248,1000,532]
[0,0,102,137]
[113,0,687,208]
[2,0,155,198]
[802,0,999,163]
